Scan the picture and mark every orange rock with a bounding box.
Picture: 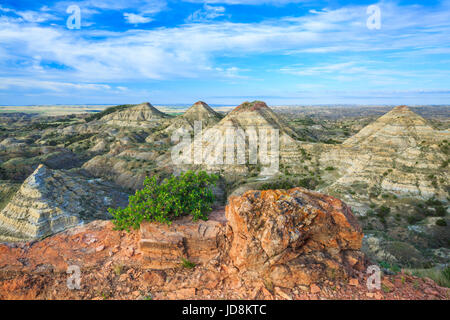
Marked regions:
[261,287,273,300]
[382,278,395,290]
[174,288,196,299]
[225,188,365,287]
[139,208,226,269]
[349,278,359,286]
[374,292,384,300]
[275,287,292,300]
[310,284,321,294]
[0,210,447,301]
[142,270,166,287]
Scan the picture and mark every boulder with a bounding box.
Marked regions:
[224,187,365,287]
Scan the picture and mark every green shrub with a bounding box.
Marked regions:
[109,171,218,231]
[407,214,422,225]
[436,219,447,227]
[260,180,295,190]
[376,205,391,217]
[379,261,401,272]
[425,197,442,206]
[259,177,319,191]
[435,206,447,217]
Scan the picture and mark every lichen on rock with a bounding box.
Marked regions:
[223,187,366,287]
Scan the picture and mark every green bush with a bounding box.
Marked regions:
[376,205,391,217]
[407,214,422,225]
[436,219,447,227]
[425,197,443,206]
[109,171,218,231]
[435,206,447,217]
[260,180,295,190]
[259,177,319,191]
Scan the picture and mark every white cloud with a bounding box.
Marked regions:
[0,77,112,92]
[184,0,308,4]
[57,0,167,15]
[281,62,363,76]
[15,10,57,23]
[187,4,226,22]
[124,13,153,24]
[0,1,449,96]
[0,5,13,13]
[0,5,58,23]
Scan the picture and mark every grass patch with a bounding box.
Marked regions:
[406,267,450,288]
[181,258,196,269]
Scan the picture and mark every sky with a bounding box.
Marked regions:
[0,0,449,106]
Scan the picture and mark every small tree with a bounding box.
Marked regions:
[109,170,218,231]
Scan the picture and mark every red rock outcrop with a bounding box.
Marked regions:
[138,187,365,286]
[224,188,365,287]
[139,209,227,268]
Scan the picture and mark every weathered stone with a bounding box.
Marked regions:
[0,164,129,242]
[225,188,365,287]
[174,101,302,175]
[138,208,227,269]
[163,101,222,134]
[319,106,449,200]
[310,284,321,294]
[101,102,170,128]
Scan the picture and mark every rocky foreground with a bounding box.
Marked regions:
[0,188,448,300]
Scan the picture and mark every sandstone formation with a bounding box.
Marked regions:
[0,164,129,242]
[318,106,449,200]
[139,208,227,268]
[174,101,304,175]
[164,101,222,133]
[139,187,366,287]
[82,154,149,190]
[224,188,366,287]
[0,218,447,300]
[100,102,171,128]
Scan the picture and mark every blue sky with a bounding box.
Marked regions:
[0,0,449,105]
